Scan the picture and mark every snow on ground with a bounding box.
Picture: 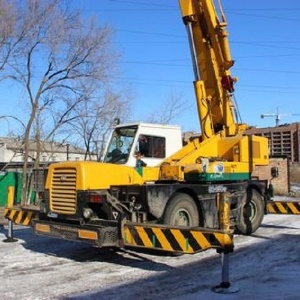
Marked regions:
[0,212,300,300]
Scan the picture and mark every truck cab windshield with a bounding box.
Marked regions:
[103,126,137,164]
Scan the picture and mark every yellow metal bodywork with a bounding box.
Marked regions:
[45,161,160,191]
[123,222,233,254]
[160,131,269,181]
[267,201,300,215]
[4,206,38,226]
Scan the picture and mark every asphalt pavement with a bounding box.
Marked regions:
[0,207,8,226]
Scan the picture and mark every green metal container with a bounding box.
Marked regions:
[0,172,23,206]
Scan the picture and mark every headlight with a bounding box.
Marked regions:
[83,208,93,219]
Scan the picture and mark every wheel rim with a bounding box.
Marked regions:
[243,201,257,222]
[173,209,192,226]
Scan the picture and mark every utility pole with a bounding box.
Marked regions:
[66,143,70,161]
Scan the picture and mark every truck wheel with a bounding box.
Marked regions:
[163,193,199,227]
[236,189,264,235]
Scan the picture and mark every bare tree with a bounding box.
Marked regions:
[1,0,122,204]
[146,90,191,124]
[68,88,132,160]
[0,0,19,75]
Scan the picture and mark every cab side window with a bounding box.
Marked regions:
[137,135,166,158]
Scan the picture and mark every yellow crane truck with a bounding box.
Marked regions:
[32,0,270,247]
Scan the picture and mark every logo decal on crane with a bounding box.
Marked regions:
[213,163,224,173]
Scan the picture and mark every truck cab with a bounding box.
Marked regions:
[102,123,183,167]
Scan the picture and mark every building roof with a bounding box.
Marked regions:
[0,137,86,154]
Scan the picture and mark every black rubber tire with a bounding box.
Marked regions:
[163,193,199,227]
[236,189,264,235]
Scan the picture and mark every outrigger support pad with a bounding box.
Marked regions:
[211,251,239,294]
[3,220,18,243]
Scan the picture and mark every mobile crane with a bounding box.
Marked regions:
[29,0,270,247]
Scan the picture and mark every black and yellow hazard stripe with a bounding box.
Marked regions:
[4,207,37,226]
[266,201,300,215]
[123,223,233,254]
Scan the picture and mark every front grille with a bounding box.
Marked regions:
[50,167,77,214]
[103,230,118,245]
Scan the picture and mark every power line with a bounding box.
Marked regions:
[227,8,300,11]
[111,75,300,93]
[226,11,300,22]
[235,67,300,75]
[117,29,183,38]
[107,0,174,9]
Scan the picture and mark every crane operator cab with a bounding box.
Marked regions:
[102,123,183,167]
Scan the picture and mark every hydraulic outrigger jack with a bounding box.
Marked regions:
[3,219,18,243]
[212,192,239,294]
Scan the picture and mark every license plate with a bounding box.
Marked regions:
[47,212,58,218]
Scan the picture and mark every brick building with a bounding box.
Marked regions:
[245,123,300,195]
[246,122,300,162]
[252,157,290,195]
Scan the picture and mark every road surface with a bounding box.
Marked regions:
[0,213,300,300]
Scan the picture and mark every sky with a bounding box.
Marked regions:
[74,0,300,132]
[1,0,300,135]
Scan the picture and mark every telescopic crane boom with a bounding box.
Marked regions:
[160,0,269,181]
[179,0,245,139]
